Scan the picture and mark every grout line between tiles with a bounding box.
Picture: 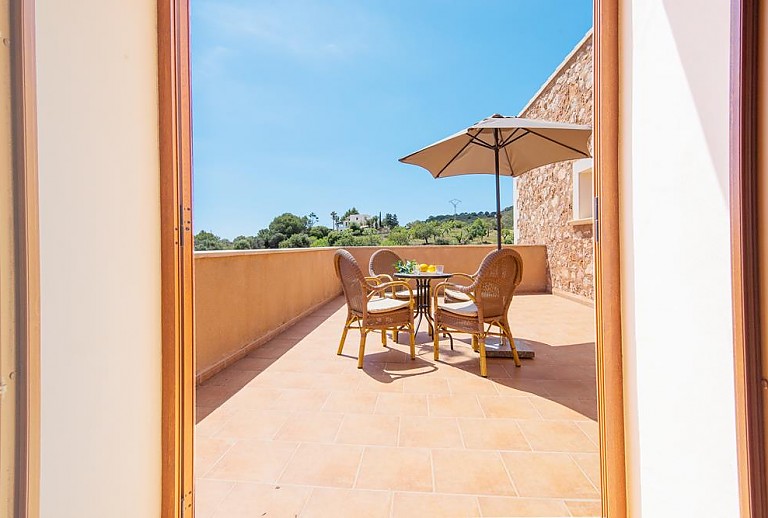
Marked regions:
[351,446,366,489]
[295,487,314,517]
[429,449,436,494]
[476,394,488,419]
[528,395,546,420]
[199,439,237,479]
[569,452,601,495]
[514,420,535,452]
[205,480,237,518]
[456,418,468,449]
[331,413,347,444]
[496,450,520,498]
[273,442,303,485]
[395,412,403,448]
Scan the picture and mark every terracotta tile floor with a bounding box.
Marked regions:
[196,294,600,517]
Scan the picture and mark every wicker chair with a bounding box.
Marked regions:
[432,248,524,377]
[368,249,412,300]
[335,249,416,368]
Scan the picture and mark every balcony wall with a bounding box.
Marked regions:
[195,245,548,381]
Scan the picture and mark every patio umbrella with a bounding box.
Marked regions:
[399,114,592,249]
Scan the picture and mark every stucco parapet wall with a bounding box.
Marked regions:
[195,246,342,259]
[194,245,548,382]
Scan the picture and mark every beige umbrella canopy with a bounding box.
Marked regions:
[399,114,592,248]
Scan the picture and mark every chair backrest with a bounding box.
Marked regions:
[369,248,402,277]
[334,249,368,314]
[473,248,524,319]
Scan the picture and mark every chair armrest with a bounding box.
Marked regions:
[367,273,393,284]
[366,275,404,300]
[433,281,477,310]
[449,272,475,283]
[436,281,473,294]
[368,281,414,303]
[365,275,386,286]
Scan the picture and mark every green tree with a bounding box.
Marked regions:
[329,230,357,247]
[466,218,488,241]
[355,231,382,246]
[303,212,318,229]
[410,221,438,245]
[253,228,271,248]
[194,230,230,251]
[501,207,514,229]
[326,230,346,246]
[349,222,362,235]
[309,225,331,239]
[268,213,306,237]
[456,230,472,245]
[233,235,256,250]
[383,226,410,246]
[279,233,311,248]
[267,232,286,248]
[383,213,399,228]
[330,211,339,230]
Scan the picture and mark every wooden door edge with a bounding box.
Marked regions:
[730,0,767,516]
[594,0,628,516]
[158,0,195,516]
[10,0,41,516]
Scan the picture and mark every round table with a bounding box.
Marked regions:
[393,271,452,338]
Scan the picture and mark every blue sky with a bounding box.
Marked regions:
[191,0,592,238]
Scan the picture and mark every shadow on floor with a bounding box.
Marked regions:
[197,296,597,423]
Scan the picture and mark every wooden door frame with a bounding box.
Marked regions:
[593,1,627,516]
[158,0,195,516]
[730,0,766,516]
[157,1,629,517]
[3,0,41,516]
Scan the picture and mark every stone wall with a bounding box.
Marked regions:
[516,32,594,300]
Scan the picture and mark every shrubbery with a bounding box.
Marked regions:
[194,207,513,251]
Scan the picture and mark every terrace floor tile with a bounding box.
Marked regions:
[196,294,601,515]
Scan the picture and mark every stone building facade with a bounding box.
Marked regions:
[515,31,594,301]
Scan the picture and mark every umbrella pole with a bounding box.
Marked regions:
[494,130,502,250]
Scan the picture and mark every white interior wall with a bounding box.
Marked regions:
[35,1,161,516]
[620,1,738,516]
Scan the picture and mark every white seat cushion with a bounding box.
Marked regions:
[368,297,410,314]
[444,288,471,302]
[439,300,478,317]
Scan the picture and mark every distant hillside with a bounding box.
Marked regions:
[426,206,513,224]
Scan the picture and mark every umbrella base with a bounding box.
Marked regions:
[483,337,535,359]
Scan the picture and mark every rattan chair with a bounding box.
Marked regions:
[432,248,524,377]
[368,249,412,300]
[335,249,416,368]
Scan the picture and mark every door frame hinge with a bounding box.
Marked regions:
[179,203,185,247]
[594,196,600,243]
[181,489,193,518]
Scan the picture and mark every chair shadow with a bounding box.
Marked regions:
[432,335,598,421]
[196,297,598,423]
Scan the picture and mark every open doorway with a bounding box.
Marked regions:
[158,1,627,516]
